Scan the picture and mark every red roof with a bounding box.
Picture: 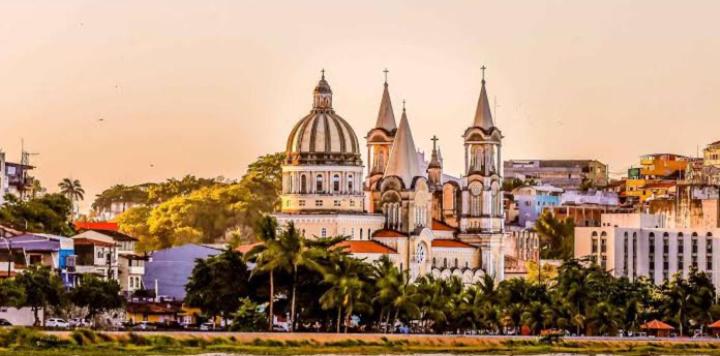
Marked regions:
[335,240,397,254]
[432,220,456,232]
[236,242,262,254]
[640,319,674,330]
[431,239,475,249]
[372,229,407,238]
[74,221,118,232]
[709,320,720,329]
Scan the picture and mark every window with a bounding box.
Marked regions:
[300,175,307,193]
[349,200,355,207]
[443,258,447,268]
[334,200,341,207]
[321,228,327,238]
[316,174,324,192]
[332,174,340,192]
[299,200,306,207]
[432,257,436,267]
[315,200,323,207]
[454,258,459,268]
[348,175,354,192]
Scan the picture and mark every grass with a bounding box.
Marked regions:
[2,328,720,355]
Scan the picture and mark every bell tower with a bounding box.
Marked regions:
[365,69,397,201]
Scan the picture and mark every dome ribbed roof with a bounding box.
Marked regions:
[285,73,361,166]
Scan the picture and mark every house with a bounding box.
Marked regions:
[512,185,563,227]
[69,233,118,283]
[72,229,146,293]
[143,244,222,301]
[1,233,74,285]
[503,159,608,190]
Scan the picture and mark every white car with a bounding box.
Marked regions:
[69,318,91,328]
[46,318,69,328]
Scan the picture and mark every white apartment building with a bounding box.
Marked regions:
[575,213,720,287]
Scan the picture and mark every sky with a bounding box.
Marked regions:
[2,1,720,212]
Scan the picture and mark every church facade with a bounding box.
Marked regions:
[275,69,506,282]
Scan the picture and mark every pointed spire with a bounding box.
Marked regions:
[428,135,441,168]
[384,105,423,187]
[374,69,397,131]
[473,65,495,129]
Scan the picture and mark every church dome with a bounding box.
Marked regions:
[285,72,361,166]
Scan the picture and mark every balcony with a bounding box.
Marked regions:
[73,265,108,275]
[128,266,144,275]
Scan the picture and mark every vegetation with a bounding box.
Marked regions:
[14,266,66,326]
[182,218,720,337]
[535,211,575,260]
[113,153,284,252]
[0,193,75,235]
[58,178,85,203]
[68,276,124,325]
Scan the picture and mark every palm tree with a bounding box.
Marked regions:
[319,253,370,333]
[244,216,282,330]
[535,211,574,260]
[372,256,402,332]
[587,301,623,336]
[522,301,553,335]
[58,178,85,201]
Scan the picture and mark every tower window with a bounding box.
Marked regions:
[348,175,354,192]
[301,175,307,193]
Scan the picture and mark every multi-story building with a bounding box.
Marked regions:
[72,229,145,293]
[0,150,35,204]
[0,233,75,285]
[575,213,720,288]
[511,185,563,227]
[503,159,608,190]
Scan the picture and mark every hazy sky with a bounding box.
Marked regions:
[2,1,720,211]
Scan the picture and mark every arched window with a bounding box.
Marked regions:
[348,174,354,193]
[360,229,363,240]
[432,258,436,267]
[443,258,447,268]
[300,175,307,194]
[321,228,327,238]
[454,258,459,268]
[332,174,340,192]
[316,174,324,192]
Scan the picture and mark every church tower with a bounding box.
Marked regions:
[365,69,397,211]
[427,135,443,188]
[457,67,505,280]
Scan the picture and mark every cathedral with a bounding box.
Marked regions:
[275,68,506,282]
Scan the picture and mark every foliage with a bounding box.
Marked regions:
[58,178,85,202]
[68,275,124,323]
[0,193,75,235]
[229,298,268,331]
[185,249,254,321]
[92,184,148,212]
[534,211,575,260]
[0,278,25,307]
[15,265,66,326]
[115,153,284,252]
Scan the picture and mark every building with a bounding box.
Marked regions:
[511,185,563,227]
[274,69,515,282]
[72,229,145,293]
[575,213,720,287]
[143,244,221,301]
[0,150,35,204]
[69,233,118,282]
[0,233,74,285]
[503,159,608,190]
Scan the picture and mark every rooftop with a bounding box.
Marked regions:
[336,240,397,254]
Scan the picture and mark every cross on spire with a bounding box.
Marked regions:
[481,65,487,82]
[402,99,406,112]
[431,135,439,150]
[321,68,325,79]
[383,68,389,84]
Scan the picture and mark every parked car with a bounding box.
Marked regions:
[133,321,157,330]
[46,318,69,328]
[0,319,12,326]
[69,318,90,328]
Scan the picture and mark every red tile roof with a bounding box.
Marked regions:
[431,239,475,249]
[236,242,262,254]
[335,240,397,254]
[709,320,720,329]
[432,220,456,232]
[372,229,407,238]
[74,221,119,231]
[640,319,674,330]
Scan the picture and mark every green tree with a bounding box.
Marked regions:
[15,265,66,326]
[0,278,25,307]
[69,275,124,326]
[245,216,282,330]
[185,249,253,325]
[535,211,575,260]
[58,178,85,202]
[229,297,268,331]
[522,301,553,335]
[319,253,372,333]
[0,193,75,235]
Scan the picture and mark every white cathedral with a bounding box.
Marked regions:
[274,69,507,282]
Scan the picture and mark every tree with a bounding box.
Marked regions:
[185,249,253,325]
[230,297,268,331]
[319,253,372,333]
[0,278,25,307]
[0,193,75,235]
[534,211,575,260]
[522,301,553,335]
[15,265,66,326]
[58,178,85,202]
[245,216,282,330]
[69,275,124,326]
